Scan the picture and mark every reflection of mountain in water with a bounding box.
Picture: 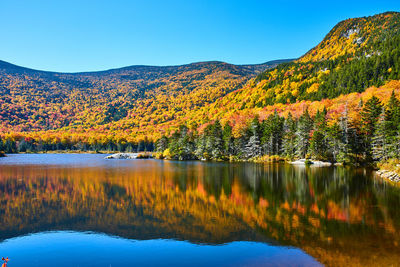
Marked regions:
[1,160,400,266]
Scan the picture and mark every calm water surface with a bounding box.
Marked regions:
[0,154,399,266]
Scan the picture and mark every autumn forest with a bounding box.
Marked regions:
[1,12,400,169]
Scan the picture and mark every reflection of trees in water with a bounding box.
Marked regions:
[0,163,262,244]
[0,162,400,266]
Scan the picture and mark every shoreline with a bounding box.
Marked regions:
[4,150,117,154]
[0,151,387,171]
[0,151,357,164]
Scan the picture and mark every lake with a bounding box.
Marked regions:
[0,154,399,266]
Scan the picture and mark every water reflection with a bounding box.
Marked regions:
[0,155,400,266]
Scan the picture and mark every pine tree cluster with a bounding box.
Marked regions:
[156,92,400,164]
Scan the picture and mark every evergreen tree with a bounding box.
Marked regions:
[339,104,364,162]
[282,113,297,159]
[360,96,383,159]
[126,143,134,153]
[137,140,145,152]
[194,133,207,159]
[18,139,28,152]
[4,139,17,153]
[210,120,224,159]
[339,105,350,156]
[261,110,284,155]
[309,109,328,160]
[384,91,400,158]
[245,117,262,159]
[295,109,313,158]
[386,91,400,128]
[327,122,345,162]
[222,123,234,156]
[167,125,195,160]
[155,136,168,152]
[235,127,251,159]
[372,110,389,161]
[176,125,194,160]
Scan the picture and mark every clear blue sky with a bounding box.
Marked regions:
[0,0,399,72]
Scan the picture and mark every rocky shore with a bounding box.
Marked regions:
[376,170,400,183]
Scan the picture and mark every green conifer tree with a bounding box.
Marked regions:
[360,96,383,159]
[282,113,297,159]
[295,109,313,158]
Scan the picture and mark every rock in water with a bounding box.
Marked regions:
[290,159,307,165]
[104,153,138,159]
[376,170,400,183]
[290,159,332,166]
[311,160,332,167]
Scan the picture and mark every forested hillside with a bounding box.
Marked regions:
[0,59,286,132]
[220,12,400,108]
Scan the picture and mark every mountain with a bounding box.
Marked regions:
[198,11,400,112]
[0,59,291,134]
[300,11,400,62]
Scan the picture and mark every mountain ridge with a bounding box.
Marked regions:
[299,11,400,62]
[0,57,291,134]
[0,58,293,75]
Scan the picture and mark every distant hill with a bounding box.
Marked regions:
[0,59,287,75]
[0,59,291,133]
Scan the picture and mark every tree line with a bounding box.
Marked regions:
[0,137,154,154]
[155,92,400,164]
